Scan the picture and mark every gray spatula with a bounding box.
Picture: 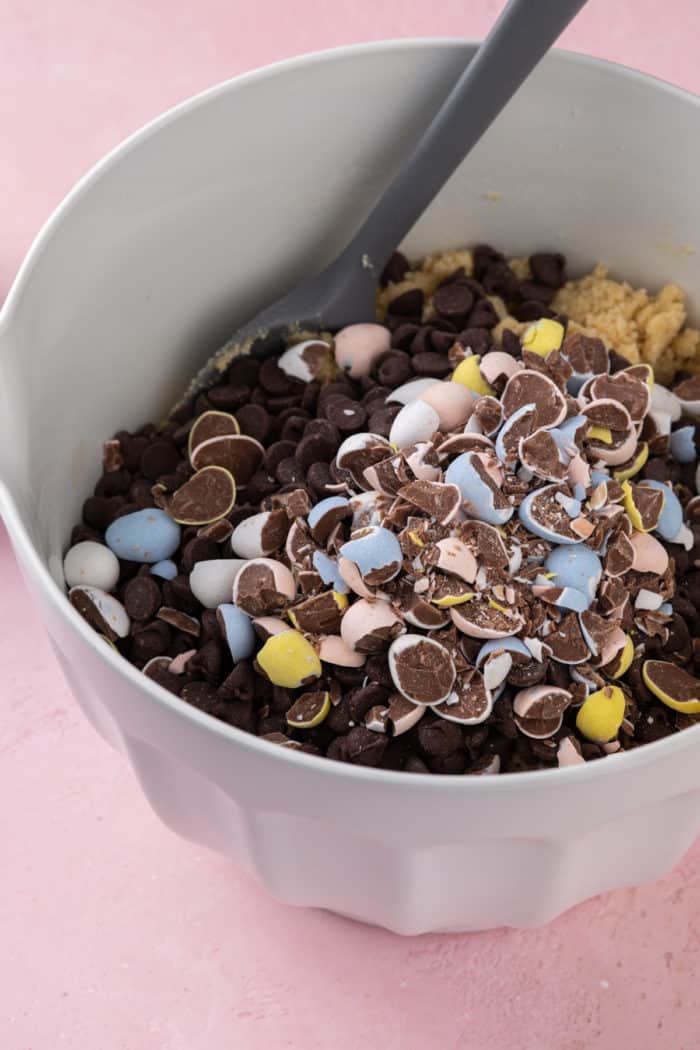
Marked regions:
[182,0,588,403]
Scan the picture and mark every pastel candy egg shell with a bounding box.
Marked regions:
[334,323,391,379]
[544,545,602,604]
[388,634,456,706]
[256,630,322,688]
[317,635,367,668]
[478,351,521,387]
[476,636,532,668]
[444,452,514,526]
[277,339,333,382]
[642,660,700,713]
[386,377,440,404]
[232,557,297,615]
[150,559,179,580]
[63,540,120,591]
[340,598,405,653]
[575,685,626,742]
[217,604,257,663]
[312,551,349,594]
[69,585,130,640]
[418,380,475,431]
[339,526,403,585]
[518,486,583,545]
[389,399,441,450]
[640,479,683,541]
[521,318,565,357]
[451,355,494,396]
[669,425,696,464]
[190,558,246,609]
[629,531,669,574]
[105,508,181,563]
[230,510,288,559]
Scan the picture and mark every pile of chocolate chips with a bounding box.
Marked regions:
[65,244,700,774]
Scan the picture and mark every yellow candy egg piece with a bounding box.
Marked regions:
[522,318,565,357]
[257,630,322,688]
[642,660,700,714]
[621,480,649,532]
[586,425,613,445]
[451,356,494,396]
[431,591,475,608]
[333,591,349,611]
[608,634,635,679]
[286,690,331,729]
[613,442,649,482]
[576,685,626,743]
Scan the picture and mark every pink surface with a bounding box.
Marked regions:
[2,1,700,1046]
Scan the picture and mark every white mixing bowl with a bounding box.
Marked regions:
[2,41,700,933]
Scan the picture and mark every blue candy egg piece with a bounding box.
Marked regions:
[312,550,349,594]
[150,559,178,580]
[590,469,609,486]
[640,479,683,541]
[217,604,256,663]
[339,526,402,580]
[105,509,181,564]
[545,545,602,605]
[307,496,350,531]
[566,371,594,396]
[475,637,532,666]
[494,404,534,465]
[444,452,514,526]
[518,488,581,544]
[669,426,696,464]
[551,415,588,450]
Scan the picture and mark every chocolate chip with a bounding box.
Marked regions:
[433,282,474,320]
[323,396,367,433]
[131,619,172,661]
[181,536,219,572]
[123,576,161,620]
[280,414,309,443]
[259,357,293,396]
[264,440,297,472]
[518,280,555,304]
[467,299,499,329]
[344,726,388,766]
[306,461,333,495]
[529,252,566,289]
[94,469,132,498]
[391,323,420,351]
[207,384,251,412]
[227,355,261,387]
[411,352,453,378]
[380,251,410,285]
[275,457,305,486]
[377,351,413,387]
[472,244,505,280]
[482,263,519,299]
[387,288,424,318]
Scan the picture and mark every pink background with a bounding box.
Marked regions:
[2,1,700,1046]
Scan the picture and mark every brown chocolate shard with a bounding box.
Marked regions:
[520,428,567,480]
[289,591,345,635]
[562,332,608,377]
[589,372,650,423]
[398,480,462,525]
[433,668,491,725]
[389,636,456,705]
[547,612,591,665]
[156,606,201,637]
[502,370,567,429]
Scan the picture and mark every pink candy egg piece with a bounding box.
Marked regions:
[419,381,475,431]
[334,323,391,379]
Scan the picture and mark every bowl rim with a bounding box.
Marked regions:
[2,38,700,792]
